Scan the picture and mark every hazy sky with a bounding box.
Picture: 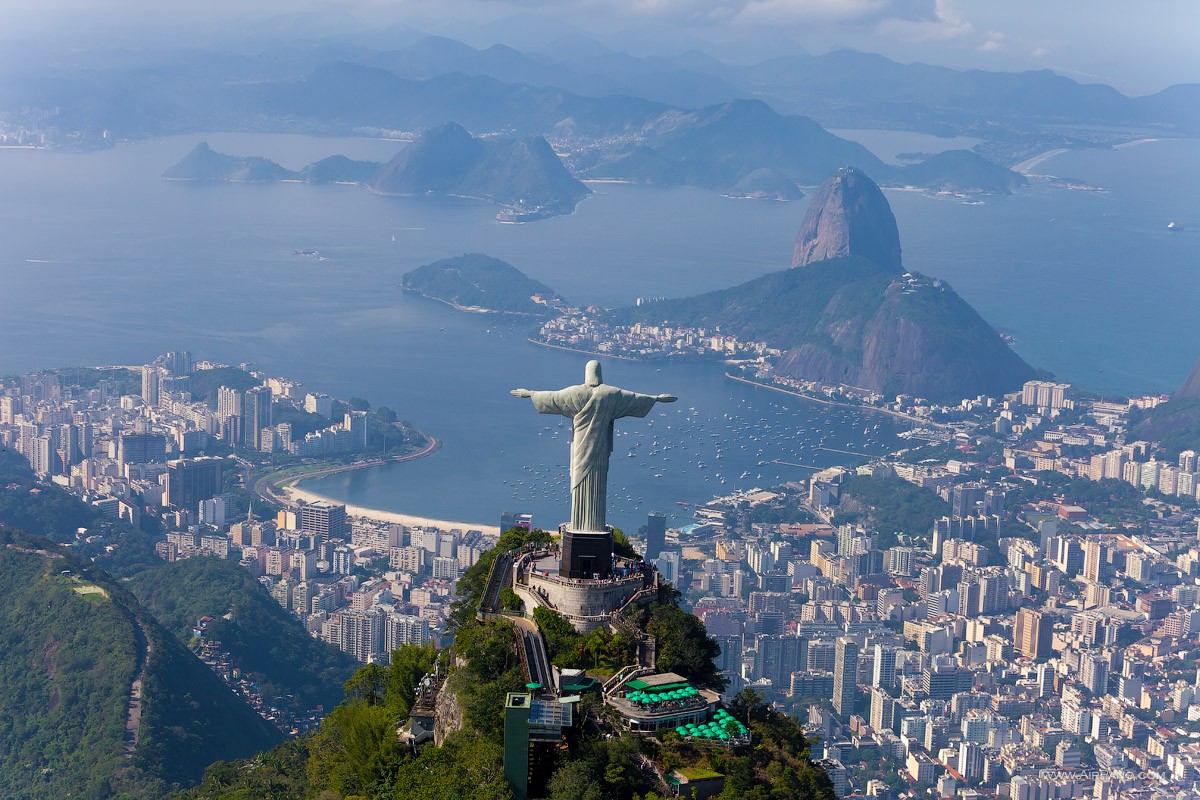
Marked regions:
[4,0,1197,93]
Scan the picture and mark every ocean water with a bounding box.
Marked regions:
[0,132,1196,528]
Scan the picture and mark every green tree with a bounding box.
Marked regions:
[385,643,439,717]
[344,662,387,706]
[349,397,371,411]
[376,406,398,423]
[612,527,638,559]
[500,587,523,612]
[534,606,582,667]
[647,604,727,690]
[306,701,402,797]
[549,761,607,800]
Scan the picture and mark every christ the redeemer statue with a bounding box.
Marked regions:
[512,360,676,533]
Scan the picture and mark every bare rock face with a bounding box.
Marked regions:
[433,676,463,747]
[791,166,903,272]
[1176,356,1200,399]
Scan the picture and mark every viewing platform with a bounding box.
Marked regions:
[513,547,658,633]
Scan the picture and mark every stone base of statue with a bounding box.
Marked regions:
[559,524,614,580]
[512,524,659,633]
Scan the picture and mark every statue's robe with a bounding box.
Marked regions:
[530,383,659,532]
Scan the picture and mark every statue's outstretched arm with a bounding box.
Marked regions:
[511,389,533,398]
[656,394,678,403]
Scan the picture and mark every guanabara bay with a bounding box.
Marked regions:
[1,3,1198,800]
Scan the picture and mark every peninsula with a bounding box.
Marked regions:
[538,167,1036,403]
[401,253,567,316]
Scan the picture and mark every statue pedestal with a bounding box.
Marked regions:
[559,523,613,580]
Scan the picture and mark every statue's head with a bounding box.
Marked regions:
[585,360,603,387]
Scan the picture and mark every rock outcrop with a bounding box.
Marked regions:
[790,166,903,272]
[1176,357,1200,399]
[433,675,464,747]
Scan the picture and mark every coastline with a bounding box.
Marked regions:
[254,432,499,534]
[724,371,950,430]
[1011,148,1069,175]
[402,287,548,318]
[285,484,500,534]
[527,337,643,363]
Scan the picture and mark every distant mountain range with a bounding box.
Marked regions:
[321,35,1200,137]
[250,41,1200,144]
[402,253,566,316]
[581,99,1027,197]
[163,125,590,220]
[10,31,1199,156]
[611,168,1034,402]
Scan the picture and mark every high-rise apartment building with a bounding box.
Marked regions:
[117,432,167,466]
[1020,380,1072,409]
[1083,540,1108,583]
[1015,607,1053,660]
[833,636,859,716]
[873,643,898,689]
[141,365,162,408]
[165,457,223,510]
[242,386,272,451]
[645,511,666,562]
[870,687,896,732]
[301,501,349,542]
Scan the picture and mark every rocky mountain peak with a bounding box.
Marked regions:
[1175,356,1200,399]
[790,166,903,272]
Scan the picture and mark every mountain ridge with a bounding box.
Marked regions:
[582,98,1027,197]
[0,527,282,800]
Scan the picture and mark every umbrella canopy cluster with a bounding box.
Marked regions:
[673,709,748,741]
[626,686,701,705]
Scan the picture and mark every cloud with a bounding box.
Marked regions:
[869,0,972,42]
[428,0,946,28]
[978,31,1005,52]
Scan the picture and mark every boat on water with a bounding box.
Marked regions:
[1168,221,1185,231]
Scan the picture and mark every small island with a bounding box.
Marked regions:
[401,253,568,316]
[163,123,591,222]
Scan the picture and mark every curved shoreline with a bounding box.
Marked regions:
[526,337,642,362]
[1012,148,1069,175]
[402,288,550,318]
[252,432,498,533]
[723,372,950,430]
